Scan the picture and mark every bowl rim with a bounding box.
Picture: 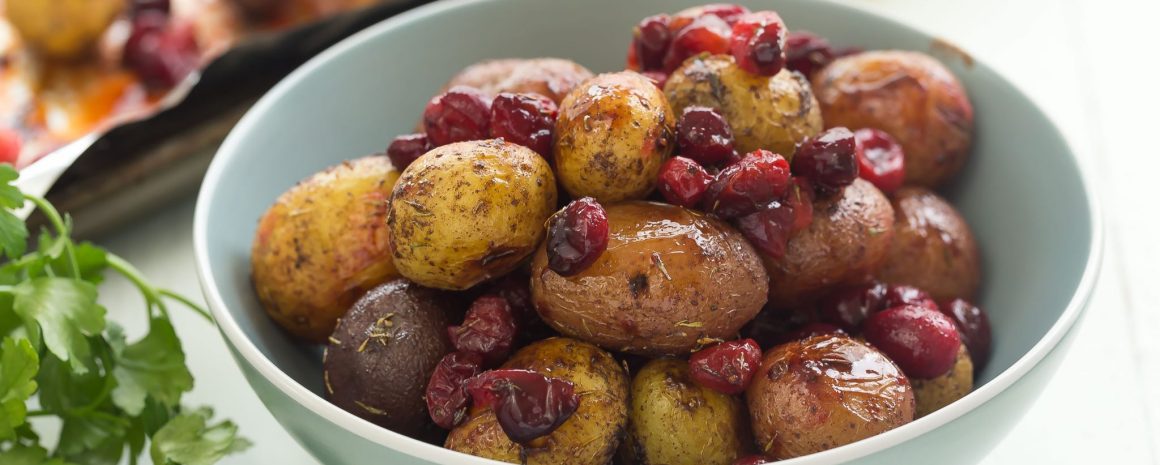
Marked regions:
[192,0,1105,463]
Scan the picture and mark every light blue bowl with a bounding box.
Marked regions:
[192,0,1102,463]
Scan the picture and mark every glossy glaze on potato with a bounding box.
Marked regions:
[747,335,915,459]
[440,58,595,104]
[912,344,973,417]
[875,187,981,302]
[764,179,895,308]
[251,155,401,342]
[531,202,768,356]
[813,50,974,187]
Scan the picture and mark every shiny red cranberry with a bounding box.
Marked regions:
[735,200,794,259]
[657,156,713,208]
[663,14,732,72]
[940,299,992,370]
[677,106,736,166]
[489,92,557,158]
[386,133,431,170]
[689,339,762,395]
[0,129,21,165]
[641,70,669,89]
[423,86,492,146]
[547,198,609,277]
[425,351,484,429]
[733,455,772,465]
[466,369,580,443]
[785,30,835,77]
[703,149,791,218]
[123,13,200,89]
[853,128,906,194]
[730,11,787,76]
[486,271,553,344]
[819,282,888,331]
[633,14,672,71]
[448,295,518,366]
[792,127,859,194]
[884,285,939,312]
[692,4,751,25]
[863,305,961,379]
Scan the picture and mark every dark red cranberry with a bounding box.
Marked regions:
[784,30,835,77]
[123,13,200,89]
[425,352,484,429]
[733,455,772,465]
[785,176,815,234]
[627,41,641,71]
[547,198,609,277]
[883,285,939,312]
[940,299,992,370]
[422,86,492,146]
[489,92,557,158]
[782,322,844,343]
[640,70,669,89]
[688,339,762,395]
[792,127,859,193]
[735,200,794,260]
[448,295,518,366]
[0,129,21,165]
[486,271,554,344]
[692,4,751,25]
[677,106,736,166]
[466,369,580,443]
[657,156,713,208]
[742,307,817,350]
[863,305,961,379]
[663,14,732,72]
[633,14,672,71]
[730,11,787,76]
[819,282,888,331]
[853,128,906,194]
[703,149,791,218]
[386,133,431,169]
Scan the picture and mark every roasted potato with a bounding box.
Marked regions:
[531,202,767,356]
[620,359,751,465]
[912,344,973,417]
[812,51,974,187]
[747,334,915,459]
[440,58,595,105]
[387,139,557,290]
[445,338,630,465]
[554,71,675,202]
[664,54,823,156]
[251,155,401,342]
[6,0,124,59]
[875,187,981,302]
[764,179,895,308]
[322,279,460,442]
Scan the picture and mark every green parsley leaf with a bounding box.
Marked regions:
[111,318,193,415]
[57,413,129,465]
[11,278,105,374]
[151,408,251,465]
[0,443,74,465]
[0,337,39,440]
[0,165,28,260]
[0,165,23,208]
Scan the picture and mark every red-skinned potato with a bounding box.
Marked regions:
[875,187,981,302]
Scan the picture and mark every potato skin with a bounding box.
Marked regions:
[747,335,915,459]
[441,58,595,104]
[912,344,973,417]
[621,359,751,465]
[387,140,557,290]
[875,187,981,302]
[812,51,974,187]
[251,155,401,342]
[765,179,895,308]
[445,338,630,465]
[665,54,823,156]
[553,71,676,202]
[531,202,768,356]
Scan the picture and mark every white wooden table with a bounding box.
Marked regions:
[92,0,1160,463]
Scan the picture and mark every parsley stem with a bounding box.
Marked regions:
[23,194,80,279]
[24,410,52,417]
[105,253,170,320]
[159,289,213,323]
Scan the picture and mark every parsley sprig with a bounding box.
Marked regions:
[0,165,249,465]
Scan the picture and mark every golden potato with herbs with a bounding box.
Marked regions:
[912,344,974,417]
[440,58,595,104]
[445,338,630,465]
[875,187,981,302]
[553,71,675,203]
[620,359,751,465]
[251,155,401,342]
[664,54,823,156]
[387,139,557,290]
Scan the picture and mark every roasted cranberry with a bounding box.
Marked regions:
[663,14,732,72]
[626,41,642,71]
[422,86,492,146]
[703,149,791,218]
[819,282,888,331]
[466,369,580,443]
[730,11,787,76]
[688,339,762,395]
[123,13,200,89]
[883,285,939,312]
[677,106,736,166]
[733,455,771,465]
[792,127,859,193]
[853,128,906,194]
[784,30,835,77]
[386,133,431,169]
[863,305,961,379]
[742,307,816,349]
[641,70,669,89]
[489,92,557,158]
[735,200,794,260]
[657,156,713,208]
[785,176,815,233]
[633,14,672,71]
[425,352,484,429]
[547,198,609,277]
[691,4,751,25]
[448,295,518,366]
[940,299,992,370]
[0,129,21,165]
[782,322,844,343]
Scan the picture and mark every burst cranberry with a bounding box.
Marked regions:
[676,106,736,166]
[0,129,21,165]
[883,285,939,312]
[785,177,815,233]
[782,322,844,343]
[853,128,906,194]
[735,200,794,259]
[489,92,557,157]
[633,14,672,71]
[792,127,859,193]
[703,149,791,218]
[863,305,961,379]
[641,70,669,89]
[422,86,492,146]
[386,133,431,169]
[940,299,992,369]
[733,455,771,465]
[785,31,835,77]
[730,11,787,76]
[819,282,888,331]
[448,295,518,366]
[547,198,609,276]
[691,4,751,25]
[688,339,762,395]
[663,14,732,72]
[657,156,713,208]
[487,271,553,343]
[425,352,484,429]
[466,369,580,443]
[123,13,200,89]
